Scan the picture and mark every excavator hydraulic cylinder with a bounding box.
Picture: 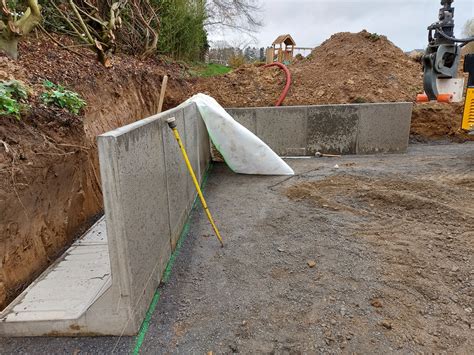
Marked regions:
[462,54,474,131]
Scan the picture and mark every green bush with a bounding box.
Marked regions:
[41,80,86,114]
[154,0,208,61]
[0,80,29,120]
[228,55,246,69]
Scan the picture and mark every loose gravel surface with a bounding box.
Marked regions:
[1,143,473,354]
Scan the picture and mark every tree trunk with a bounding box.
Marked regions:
[0,36,19,60]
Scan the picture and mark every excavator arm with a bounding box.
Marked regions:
[421,0,474,131]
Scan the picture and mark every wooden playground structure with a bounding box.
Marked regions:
[266,34,314,64]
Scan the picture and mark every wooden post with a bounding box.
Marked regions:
[158,75,168,114]
[266,47,273,64]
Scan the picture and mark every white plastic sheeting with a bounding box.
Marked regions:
[180,94,294,176]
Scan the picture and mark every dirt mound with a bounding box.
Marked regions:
[192,64,284,107]
[288,31,423,104]
[195,31,423,107]
[411,103,472,142]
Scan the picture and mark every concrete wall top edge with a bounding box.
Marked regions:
[226,102,412,111]
[98,102,196,139]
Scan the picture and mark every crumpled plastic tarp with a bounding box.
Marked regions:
[180,94,294,176]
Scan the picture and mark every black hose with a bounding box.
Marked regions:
[437,29,474,43]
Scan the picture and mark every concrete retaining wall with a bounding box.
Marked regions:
[0,102,210,337]
[227,102,413,156]
[94,102,210,335]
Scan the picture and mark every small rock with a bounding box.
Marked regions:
[381,320,393,330]
[229,343,239,353]
[307,260,317,268]
[465,307,472,314]
[340,307,347,316]
[277,248,285,253]
[371,298,383,308]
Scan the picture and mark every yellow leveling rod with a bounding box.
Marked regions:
[166,117,224,247]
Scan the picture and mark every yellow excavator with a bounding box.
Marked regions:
[419,0,474,132]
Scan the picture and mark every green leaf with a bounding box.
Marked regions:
[40,80,87,115]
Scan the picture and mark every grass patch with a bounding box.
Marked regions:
[190,63,231,77]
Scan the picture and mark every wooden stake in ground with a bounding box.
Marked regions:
[158,75,168,114]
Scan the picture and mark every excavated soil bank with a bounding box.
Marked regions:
[0,36,191,309]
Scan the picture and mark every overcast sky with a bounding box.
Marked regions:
[208,0,474,51]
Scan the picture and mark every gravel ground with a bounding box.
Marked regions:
[1,143,473,354]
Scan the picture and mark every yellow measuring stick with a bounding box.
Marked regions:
[166,117,224,247]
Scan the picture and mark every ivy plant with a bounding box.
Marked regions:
[0,80,29,120]
[41,80,86,115]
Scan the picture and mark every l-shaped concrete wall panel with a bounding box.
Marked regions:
[227,102,412,155]
[0,102,211,337]
[97,102,211,335]
[356,103,413,154]
[306,105,359,155]
[255,106,308,156]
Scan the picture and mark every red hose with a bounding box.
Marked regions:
[264,62,291,106]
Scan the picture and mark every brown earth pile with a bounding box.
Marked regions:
[194,31,423,106]
[194,30,473,142]
[289,31,423,105]
[0,35,192,309]
[411,103,468,142]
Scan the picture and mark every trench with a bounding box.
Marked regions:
[0,73,189,310]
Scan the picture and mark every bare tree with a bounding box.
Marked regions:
[49,0,128,67]
[0,0,42,59]
[205,0,262,34]
[49,0,159,66]
[126,0,159,58]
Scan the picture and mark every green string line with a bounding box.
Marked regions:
[132,163,213,354]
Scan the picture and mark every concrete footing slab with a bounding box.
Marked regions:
[227,102,413,156]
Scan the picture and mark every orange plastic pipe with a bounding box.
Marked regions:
[264,62,291,106]
[416,93,453,103]
[436,93,453,103]
[416,94,429,103]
